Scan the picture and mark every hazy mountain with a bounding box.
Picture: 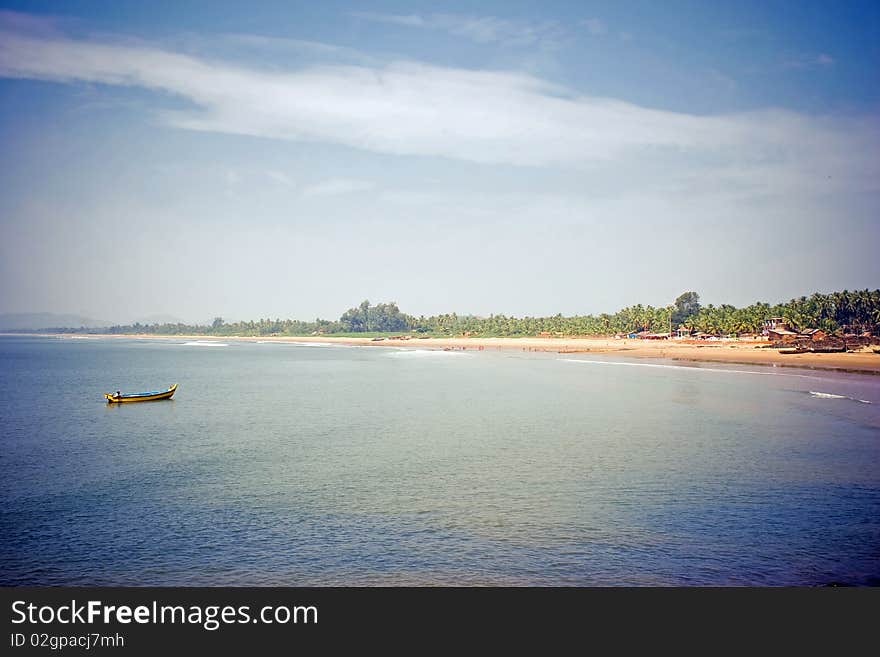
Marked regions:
[0,312,115,330]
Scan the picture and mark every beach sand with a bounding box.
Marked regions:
[54,333,880,374]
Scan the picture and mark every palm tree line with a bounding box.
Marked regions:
[57,289,880,338]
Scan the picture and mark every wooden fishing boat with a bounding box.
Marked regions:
[779,346,846,355]
[105,384,177,403]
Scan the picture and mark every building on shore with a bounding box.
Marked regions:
[637,331,670,340]
[799,328,828,342]
[762,317,790,334]
[767,327,799,343]
[763,316,799,342]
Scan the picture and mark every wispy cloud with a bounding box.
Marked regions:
[218,33,377,65]
[353,12,426,28]
[266,170,294,186]
[581,18,608,36]
[0,15,876,197]
[301,178,375,198]
[0,9,65,36]
[782,52,835,69]
[352,12,565,49]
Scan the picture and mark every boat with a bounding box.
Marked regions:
[778,346,846,355]
[105,384,177,403]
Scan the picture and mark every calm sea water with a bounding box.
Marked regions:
[1,335,878,586]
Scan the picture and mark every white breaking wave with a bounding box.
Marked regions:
[559,358,875,402]
[558,358,823,379]
[181,341,228,347]
[809,391,872,404]
[809,391,847,399]
[388,349,469,357]
[253,340,360,348]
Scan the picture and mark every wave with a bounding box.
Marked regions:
[181,341,228,347]
[809,391,872,404]
[558,358,825,380]
[388,349,469,357]
[252,340,364,349]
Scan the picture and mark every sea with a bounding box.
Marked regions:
[1,335,878,586]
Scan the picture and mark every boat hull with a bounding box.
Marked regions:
[105,384,177,403]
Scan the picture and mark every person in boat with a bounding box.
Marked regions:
[115,390,121,400]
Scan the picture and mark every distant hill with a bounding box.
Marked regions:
[0,313,114,331]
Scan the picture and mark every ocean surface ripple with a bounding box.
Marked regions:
[1,337,878,586]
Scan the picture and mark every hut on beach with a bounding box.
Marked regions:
[762,317,790,332]
[763,316,799,343]
[799,328,827,342]
[767,327,798,343]
[637,331,670,340]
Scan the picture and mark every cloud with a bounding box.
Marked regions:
[301,178,375,197]
[782,52,835,69]
[266,170,294,186]
[581,18,608,36]
[352,12,426,28]
[0,9,64,36]
[352,12,564,48]
[219,33,377,65]
[0,16,877,196]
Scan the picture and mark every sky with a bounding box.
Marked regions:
[0,1,878,324]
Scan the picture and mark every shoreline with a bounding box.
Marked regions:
[15,332,880,374]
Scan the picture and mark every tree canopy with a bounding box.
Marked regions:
[671,292,701,328]
[35,289,880,339]
[339,300,409,333]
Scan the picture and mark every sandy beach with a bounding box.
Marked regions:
[44,333,880,374]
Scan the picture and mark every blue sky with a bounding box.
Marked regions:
[0,1,878,323]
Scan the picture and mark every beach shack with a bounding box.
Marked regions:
[638,331,669,340]
[762,317,790,334]
[767,327,799,343]
[799,328,827,342]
